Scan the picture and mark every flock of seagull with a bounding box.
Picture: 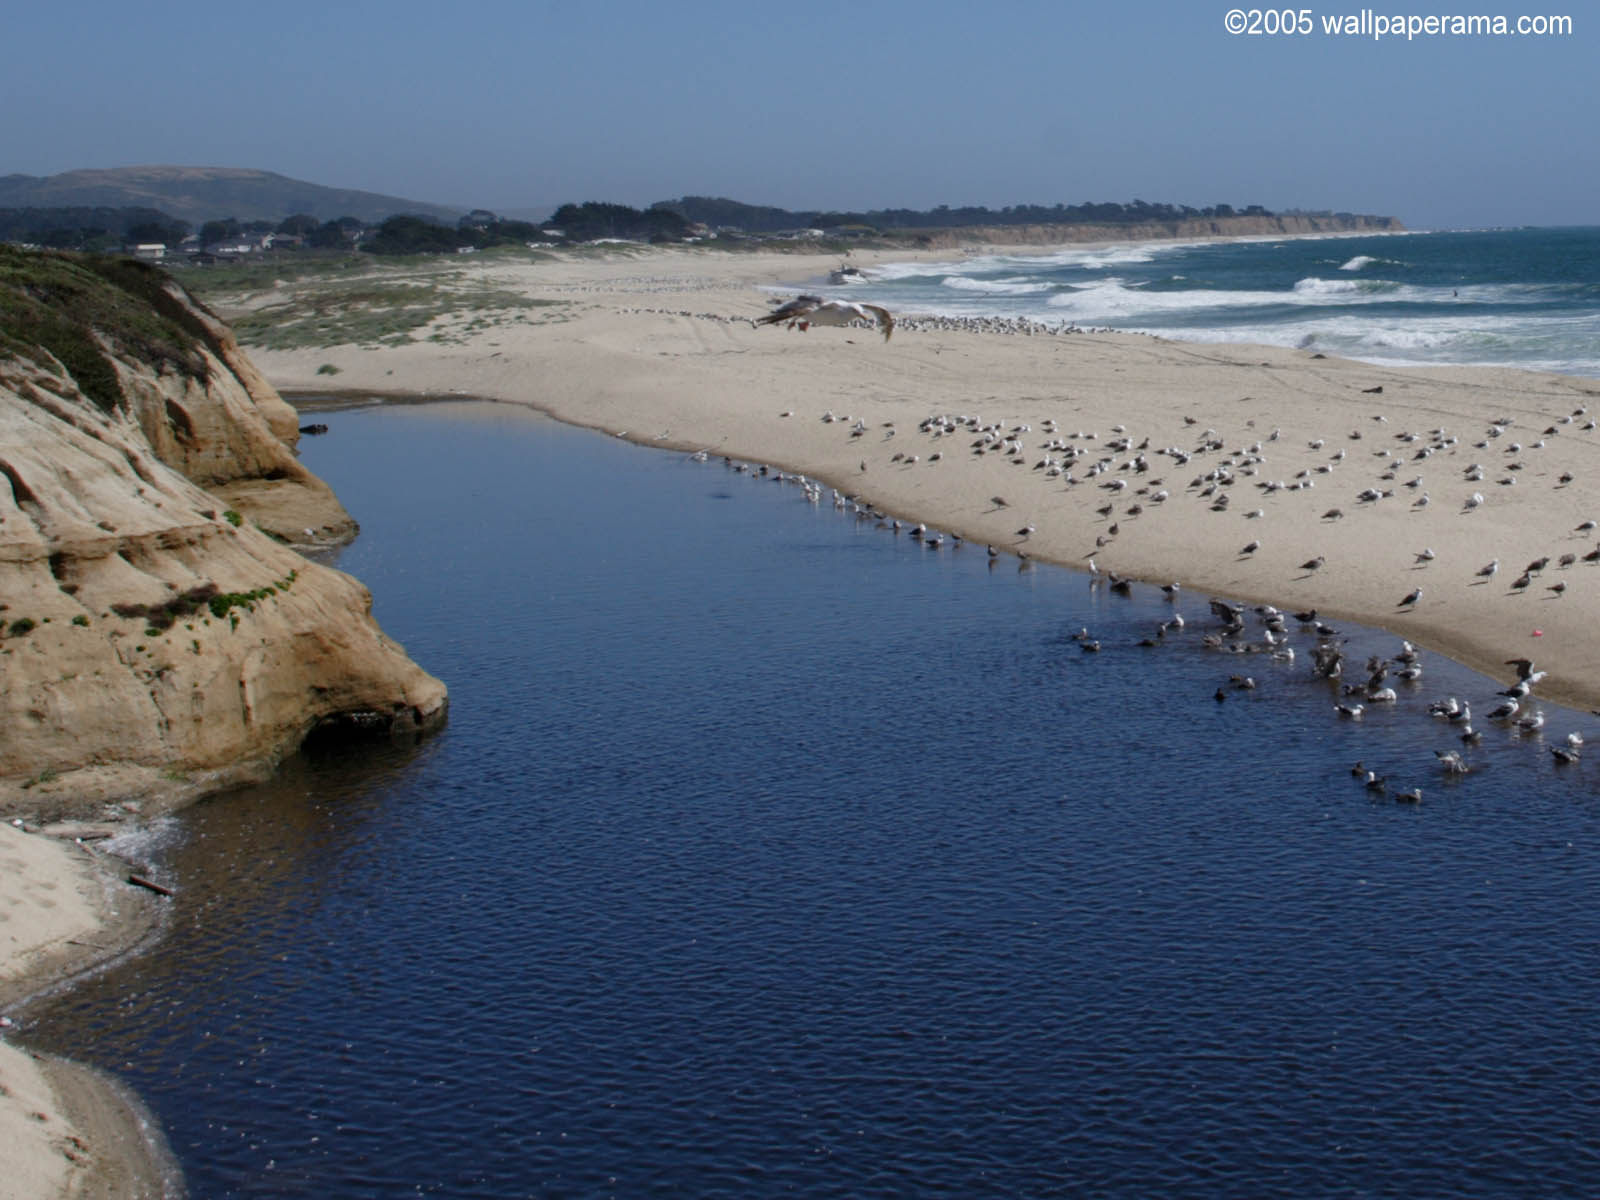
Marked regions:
[719,300,1600,797]
[854,397,1598,613]
[749,302,1600,621]
[696,439,1591,803]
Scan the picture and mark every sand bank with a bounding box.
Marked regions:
[0,822,177,1198]
[249,243,1600,711]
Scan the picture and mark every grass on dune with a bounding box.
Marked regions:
[205,265,564,350]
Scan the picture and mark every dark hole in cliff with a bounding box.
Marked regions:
[301,705,423,753]
[47,551,67,579]
[0,459,39,506]
[261,467,290,481]
[164,398,196,444]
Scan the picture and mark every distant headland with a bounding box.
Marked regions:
[0,166,1402,256]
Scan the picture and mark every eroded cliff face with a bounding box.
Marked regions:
[915,213,1403,249]
[0,250,446,819]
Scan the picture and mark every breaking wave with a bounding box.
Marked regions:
[940,275,1056,295]
[843,228,1600,375]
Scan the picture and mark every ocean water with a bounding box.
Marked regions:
[841,226,1600,376]
[26,400,1600,1198]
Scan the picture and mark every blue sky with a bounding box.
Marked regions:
[2,0,1593,228]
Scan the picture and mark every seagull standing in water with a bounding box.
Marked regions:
[756,296,895,342]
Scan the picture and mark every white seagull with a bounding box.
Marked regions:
[757,295,895,341]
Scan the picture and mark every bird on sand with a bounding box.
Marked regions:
[756,295,895,341]
[1398,587,1422,607]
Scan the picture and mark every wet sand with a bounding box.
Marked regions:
[1,822,177,1198]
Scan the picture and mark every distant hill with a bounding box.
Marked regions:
[0,167,461,225]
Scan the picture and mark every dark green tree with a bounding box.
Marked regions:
[200,218,242,246]
[276,213,320,235]
[361,215,469,255]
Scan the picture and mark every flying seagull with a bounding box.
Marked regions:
[757,295,895,342]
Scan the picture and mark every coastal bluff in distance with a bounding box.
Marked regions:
[908,212,1402,249]
[0,247,446,820]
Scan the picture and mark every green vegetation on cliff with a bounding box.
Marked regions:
[0,245,225,411]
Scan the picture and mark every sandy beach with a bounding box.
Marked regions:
[0,822,175,1198]
[247,242,1600,713]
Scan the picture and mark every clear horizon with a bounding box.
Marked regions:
[2,0,1593,230]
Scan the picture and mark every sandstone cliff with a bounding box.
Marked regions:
[0,247,446,819]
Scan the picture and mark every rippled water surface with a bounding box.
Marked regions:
[31,400,1600,1197]
[850,227,1600,375]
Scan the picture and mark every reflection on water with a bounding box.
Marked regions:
[29,400,1600,1198]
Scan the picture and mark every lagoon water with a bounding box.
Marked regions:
[29,400,1600,1197]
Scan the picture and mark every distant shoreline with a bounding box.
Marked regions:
[873,212,1400,252]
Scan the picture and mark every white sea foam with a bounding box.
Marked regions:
[102,815,186,865]
[940,275,1055,295]
[878,273,1543,329]
[1036,276,1429,319]
[867,260,965,283]
[861,229,1596,375]
[1292,276,1404,296]
[1111,310,1600,375]
[1337,254,1412,271]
